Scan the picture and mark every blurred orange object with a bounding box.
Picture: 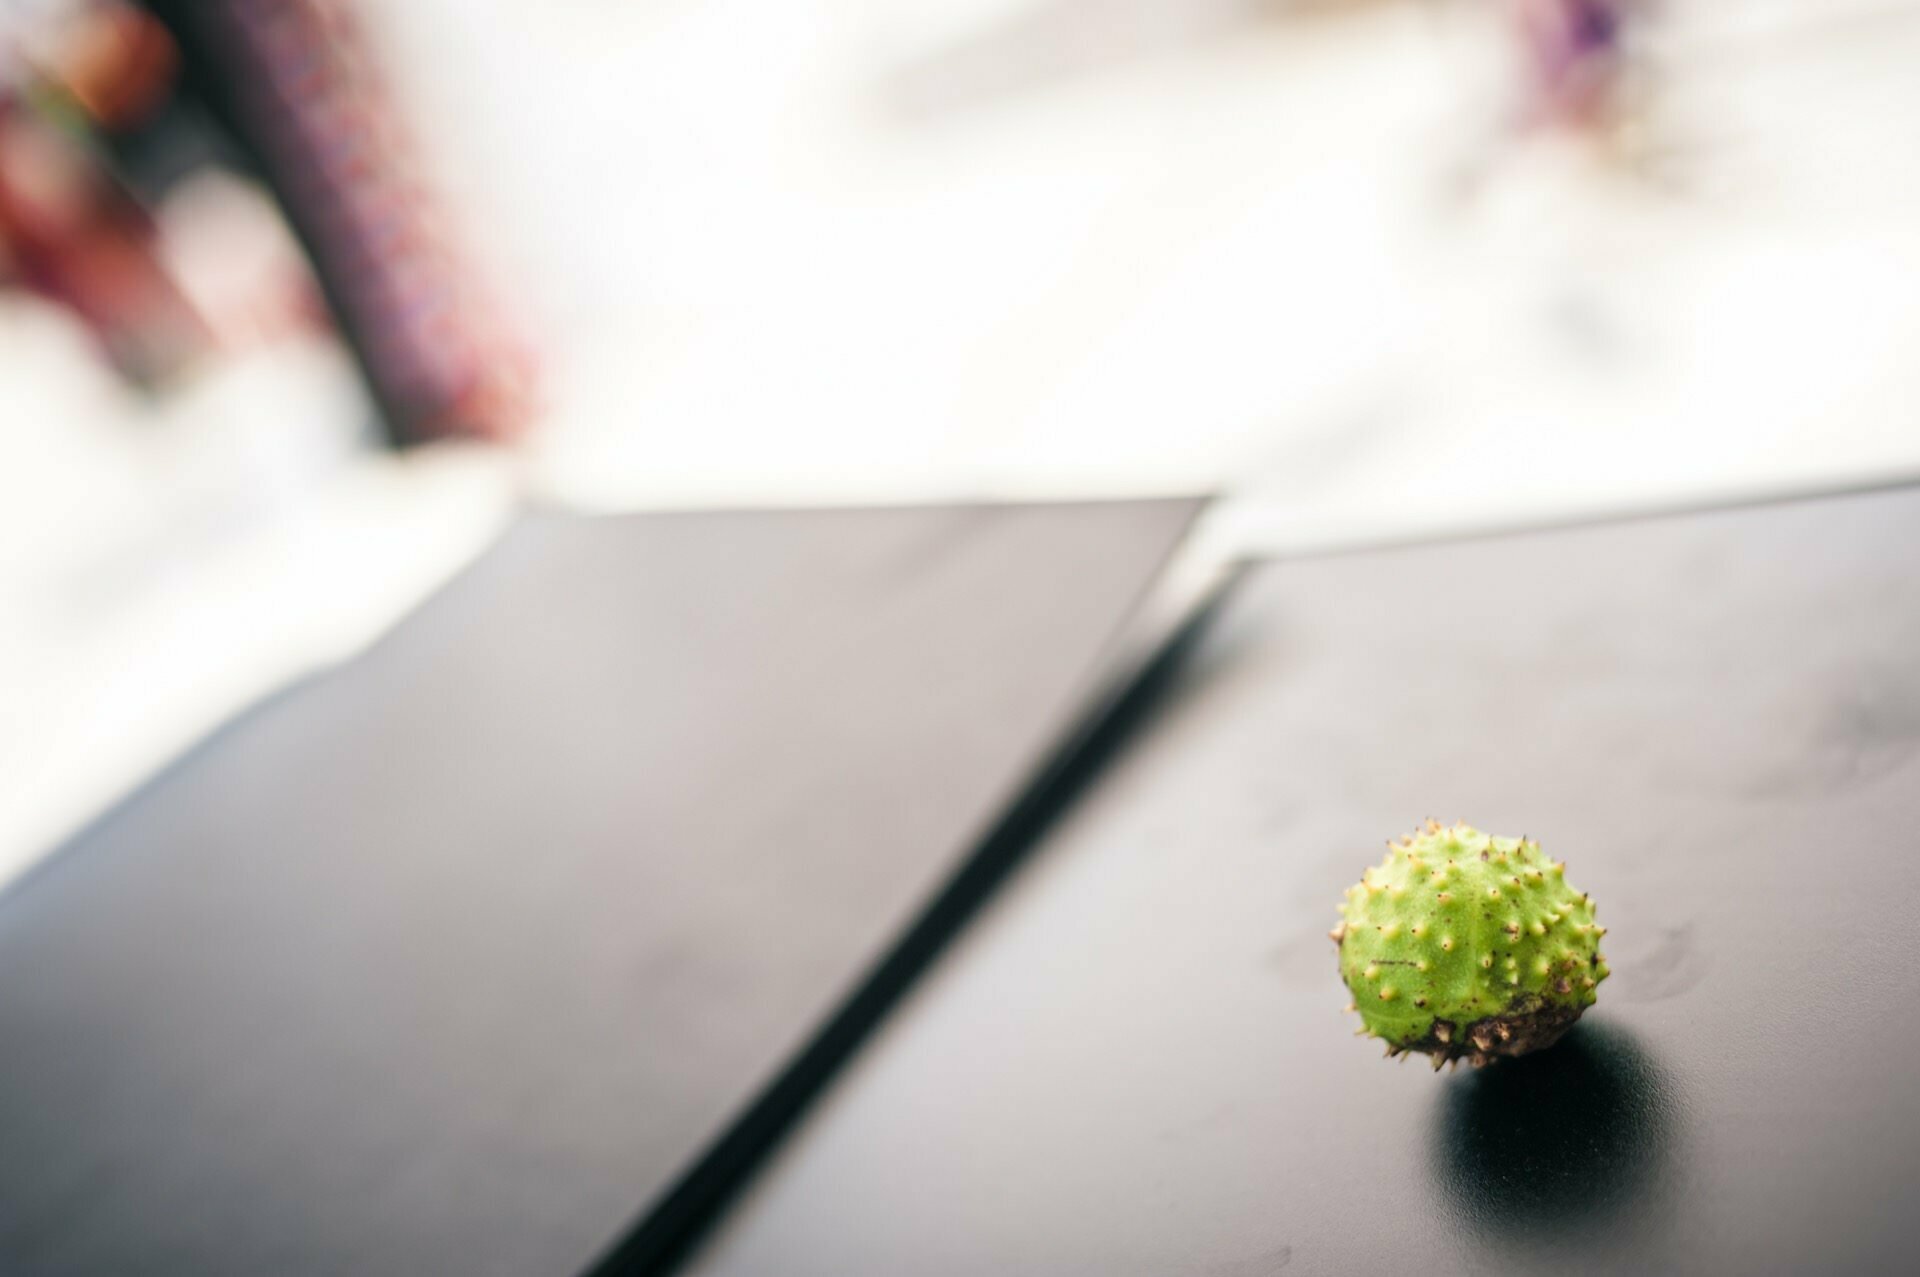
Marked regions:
[53,3,182,131]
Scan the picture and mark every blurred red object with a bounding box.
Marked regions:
[3,0,534,444]
[0,94,212,385]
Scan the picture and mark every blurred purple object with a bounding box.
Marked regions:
[145,0,534,445]
[1511,0,1633,130]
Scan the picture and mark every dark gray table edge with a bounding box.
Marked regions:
[582,502,1232,1276]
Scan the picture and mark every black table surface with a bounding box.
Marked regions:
[0,500,1202,1277]
[686,484,1920,1276]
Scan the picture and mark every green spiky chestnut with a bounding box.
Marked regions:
[1331,821,1609,1070]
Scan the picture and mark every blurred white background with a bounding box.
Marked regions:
[5,0,1920,882]
[388,0,1920,530]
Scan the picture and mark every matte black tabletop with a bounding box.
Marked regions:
[686,484,1920,1276]
[0,500,1201,1277]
